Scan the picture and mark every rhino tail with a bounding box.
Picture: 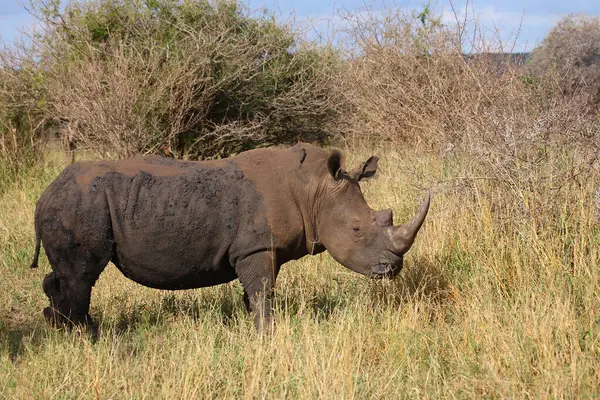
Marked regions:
[31,235,41,269]
[30,204,41,269]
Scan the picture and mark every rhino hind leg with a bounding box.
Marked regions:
[43,272,69,326]
[41,236,111,336]
[42,268,101,336]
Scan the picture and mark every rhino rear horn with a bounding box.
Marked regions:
[391,193,431,254]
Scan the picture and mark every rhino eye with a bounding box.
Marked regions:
[353,226,360,232]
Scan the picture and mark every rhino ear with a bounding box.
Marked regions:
[327,150,344,180]
[356,156,379,181]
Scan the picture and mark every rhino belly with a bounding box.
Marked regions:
[111,253,238,290]
[109,205,240,290]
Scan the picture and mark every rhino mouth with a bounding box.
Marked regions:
[370,262,401,279]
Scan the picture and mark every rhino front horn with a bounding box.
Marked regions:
[391,192,431,254]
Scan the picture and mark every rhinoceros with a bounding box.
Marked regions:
[31,143,429,332]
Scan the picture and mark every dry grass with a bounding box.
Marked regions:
[0,143,598,398]
[1,2,599,398]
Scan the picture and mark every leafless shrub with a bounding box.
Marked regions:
[529,14,600,105]
[330,4,600,250]
[0,41,47,187]
[334,5,551,147]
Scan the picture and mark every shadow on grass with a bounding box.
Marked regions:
[368,256,460,310]
[0,318,46,361]
[274,257,459,324]
[274,290,349,322]
[310,293,348,321]
[102,289,248,336]
[102,286,352,335]
[28,257,460,338]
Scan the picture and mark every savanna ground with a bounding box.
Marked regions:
[1,143,599,398]
[1,0,600,398]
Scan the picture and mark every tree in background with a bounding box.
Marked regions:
[1,0,342,160]
[529,14,600,105]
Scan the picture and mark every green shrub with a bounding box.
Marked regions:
[4,0,342,160]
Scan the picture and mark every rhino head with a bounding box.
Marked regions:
[314,150,430,278]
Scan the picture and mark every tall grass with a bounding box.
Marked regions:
[1,1,599,398]
[0,144,598,398]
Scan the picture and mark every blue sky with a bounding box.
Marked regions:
[1,0,599,52]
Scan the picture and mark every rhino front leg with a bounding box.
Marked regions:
[235,251,279,332]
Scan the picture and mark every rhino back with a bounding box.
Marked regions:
[40,157,273,289]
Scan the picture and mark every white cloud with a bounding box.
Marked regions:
[440,4,562,30]
[473,6,559,27]
[438,4,563,52]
